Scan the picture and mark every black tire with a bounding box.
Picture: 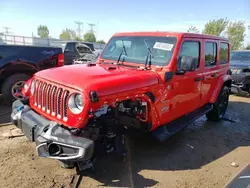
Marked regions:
[60,161,75,169]
[1,73,30,105]
[206,86,230,121]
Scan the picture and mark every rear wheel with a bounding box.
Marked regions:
[206,86,229,121]
[1,73,30,105]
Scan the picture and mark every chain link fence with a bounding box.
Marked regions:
[0,34,105,50]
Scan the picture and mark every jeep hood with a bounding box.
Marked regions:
[35,64,159,97]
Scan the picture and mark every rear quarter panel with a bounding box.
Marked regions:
[0,45,62,70]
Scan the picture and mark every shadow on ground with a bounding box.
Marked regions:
[73,100,250,187]
[1,96,249,188]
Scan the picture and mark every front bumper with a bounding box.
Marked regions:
[231,84,250,97]
[11,100,94,162]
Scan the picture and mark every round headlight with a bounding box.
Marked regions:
[68,93,84,114]
[75,94,84,110]
[31,80,35,94]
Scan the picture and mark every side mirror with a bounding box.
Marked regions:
[177,56,197,74]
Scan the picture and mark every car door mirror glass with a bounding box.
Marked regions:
[178,56,197,72]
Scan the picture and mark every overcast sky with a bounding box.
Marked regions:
[0,0,249,45]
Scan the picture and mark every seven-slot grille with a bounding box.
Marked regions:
[33,79,70,121]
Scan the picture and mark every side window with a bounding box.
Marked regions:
[205,42,217,67]
[178,41,200,69]
[220,43,229,64]
[65,43,75,52]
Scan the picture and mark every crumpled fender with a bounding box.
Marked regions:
[209,74,232,104]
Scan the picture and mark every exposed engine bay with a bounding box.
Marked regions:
[68,98,149,169]
[73,99,149,164]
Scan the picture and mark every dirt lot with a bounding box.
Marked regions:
[0,95,250,188]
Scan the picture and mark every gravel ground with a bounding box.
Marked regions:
[0,95,250,188]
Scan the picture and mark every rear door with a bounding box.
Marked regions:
[200,40,219,105]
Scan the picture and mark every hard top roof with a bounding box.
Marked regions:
[113,31,229,41]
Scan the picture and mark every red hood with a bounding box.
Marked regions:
[35,64,159,97]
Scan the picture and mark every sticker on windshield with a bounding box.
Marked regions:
[153,42,174,51]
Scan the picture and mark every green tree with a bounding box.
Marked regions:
[84,32,96,42]
[96,40,106,44]
[187,26,200,33]
[246,44,250,50]
[75,36,83,41]
[202,18,229,36]
[227,21,246,50]
[37,25,49,38]
[59,29,76,40]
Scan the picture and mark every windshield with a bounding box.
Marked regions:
[100,36,177,66]
[230,51,250,62]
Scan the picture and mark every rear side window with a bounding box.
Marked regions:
[205,42,217,67]
[220,43,229,64]
[65,43,75,52]
[178,41,200,69]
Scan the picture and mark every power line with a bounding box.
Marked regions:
[74,21,84,38]
[87,23,96,33]
[3,27,11,34]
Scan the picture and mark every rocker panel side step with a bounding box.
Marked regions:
[152,103,213,141]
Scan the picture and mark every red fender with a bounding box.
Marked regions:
[209,75,232,104]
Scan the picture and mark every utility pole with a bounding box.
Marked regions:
[96,22,99,39]
[87,23,96,33]
[3,27,11,34]
[74,21,84,38]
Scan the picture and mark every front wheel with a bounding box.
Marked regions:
[206,86,230,121]
[1,74,30,105]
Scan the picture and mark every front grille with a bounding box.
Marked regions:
[231,68,242,74]
[243,68,250,73]
[33,79,70,121]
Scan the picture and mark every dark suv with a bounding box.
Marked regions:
[230,50,250,96]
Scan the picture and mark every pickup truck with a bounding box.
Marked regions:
[0,45,64,104]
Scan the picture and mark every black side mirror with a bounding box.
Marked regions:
[177,56,197,74]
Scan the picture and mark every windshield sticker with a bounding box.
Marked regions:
[153,42,174,51]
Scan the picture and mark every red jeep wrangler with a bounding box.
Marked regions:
[11,32,232,169]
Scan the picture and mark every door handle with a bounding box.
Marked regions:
[211,72,218,78]
[194,76,204,82]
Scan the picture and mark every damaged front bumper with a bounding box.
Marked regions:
[231,84,250,97]
[231,72,250,97]
[11,100,94,162]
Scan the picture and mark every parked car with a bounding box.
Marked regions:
[0,45,63,104]
[230,50,250,96]
[51,41,97,65]
[11,32,231,171]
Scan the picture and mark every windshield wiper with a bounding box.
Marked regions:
[116,39,127,65]
[144,39,153,69]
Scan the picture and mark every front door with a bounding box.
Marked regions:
[169,39,203,121]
